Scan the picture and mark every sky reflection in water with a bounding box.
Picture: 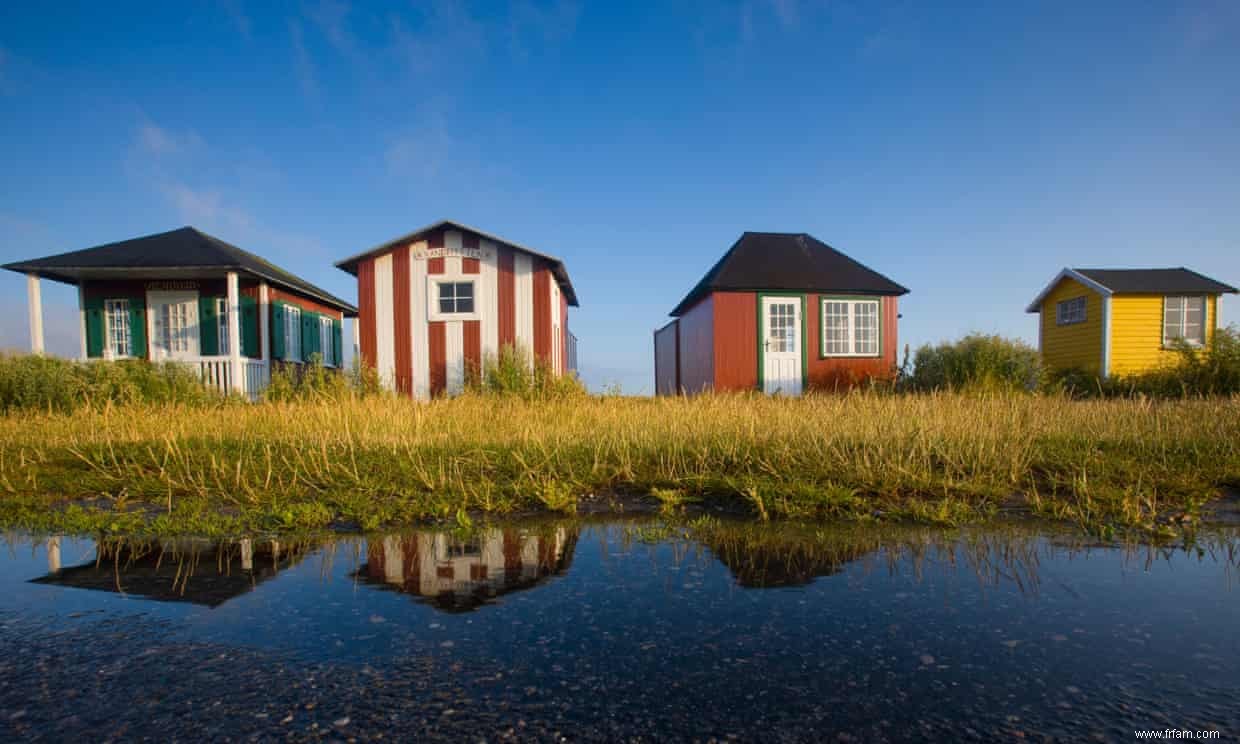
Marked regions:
[3,520,1239,739]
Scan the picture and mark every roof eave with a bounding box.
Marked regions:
[1025,268,1113,313]
[5,263,358,316]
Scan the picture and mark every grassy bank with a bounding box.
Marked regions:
[1,391,1238,536]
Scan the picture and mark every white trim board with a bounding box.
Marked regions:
[1025,268,1113,314]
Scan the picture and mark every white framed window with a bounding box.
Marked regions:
[1056,296,1087,326]
[821,298,880,357]
[216,298,230,355]
[1163,295,1206,347]
[427,275,480,321]
[319,316,335,367]
[284,305,302,361]
[105,299,132,358]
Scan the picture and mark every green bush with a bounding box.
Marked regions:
[467,343,586,400]
[904,334,1041,393]
[1048,325,1240,398]
[0,353,216,413]
[263,353,380,403]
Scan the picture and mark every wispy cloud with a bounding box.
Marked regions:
[137,122,204,156]
[388,0,487,80]
[289,19,319,100]
[128,121,327,258]
[506,0,581,57]
[766,0,799,30]
[218,0,252,40]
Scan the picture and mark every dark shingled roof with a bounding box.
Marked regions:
[1074,268,1237,295]
[669,232,908,316]
[3,227,357,316]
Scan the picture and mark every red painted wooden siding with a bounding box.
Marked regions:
[533,263,551,364]
[358,259,377,370]
[427,228,445,275]
[392,246,412,395]
[461,233,480,274]
[712,292,758,391]
[428,321,446,396]
[804,294,899,389]
[497,246,515,348]
[269,287,345,320]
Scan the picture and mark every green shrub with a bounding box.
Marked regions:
[1048,325,1240,398]
[0,353,216,412]
[263,353,378,403]
[467,343,586,400]
[904,334,1041,393]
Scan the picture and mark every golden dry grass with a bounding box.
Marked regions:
[1,391,1237,535]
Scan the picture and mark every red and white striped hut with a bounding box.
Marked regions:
[335,220,579,398]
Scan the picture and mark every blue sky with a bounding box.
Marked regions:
[2,1,1237,393]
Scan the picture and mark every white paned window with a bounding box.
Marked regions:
[427,276,481,322]
[216,298,230,355]
[319,316,335,367]
[821,299,881,357]
[157,302,193,354]
[767,302,797,353]
[1056,296,1087,326]
[105,299,132,358]
[438,281,475,314]
[284,305,302,361]
[1163,296,1206,347]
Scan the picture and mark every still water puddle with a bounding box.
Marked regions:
[2,520,1239,740]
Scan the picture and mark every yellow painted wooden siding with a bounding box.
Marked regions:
[1109,294,1218,376]
[1038,278,1103,374]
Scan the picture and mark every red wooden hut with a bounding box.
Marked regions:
[654,232,908,395]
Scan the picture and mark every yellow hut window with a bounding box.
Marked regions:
[1163,296,1205,347]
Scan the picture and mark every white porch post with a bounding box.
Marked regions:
[26,273,44,354]
[258,281,270,363]
[77,283,87,360]
[226,272,243,394]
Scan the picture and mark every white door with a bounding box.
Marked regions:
[761,296,802,396]
[147,290,200,360]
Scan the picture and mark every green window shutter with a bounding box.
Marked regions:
[333,319,343,367]
[128,296,147,358]
[301,311,318,360]
[84,295,105,358]
[199,295,219,356]
[271,302,286,360]
[240,295,258,357]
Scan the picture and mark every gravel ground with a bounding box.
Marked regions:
[1,609,1237,743]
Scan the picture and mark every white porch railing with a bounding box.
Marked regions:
[179,357,270,402]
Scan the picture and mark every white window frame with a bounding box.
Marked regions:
[104,298,133,358]
[284,305,302,362]
[1056,296,1087,326]
[1163,295,1206,348]
[216,298,230,356]
[319,316,336,367]
[820,297,881,358]
[427,273,481,322]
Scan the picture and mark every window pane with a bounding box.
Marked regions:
[457,297,475,313]
[217,298,229,355]
[440,283,456,301]
[455,282,473,299]
[853,301,878,355]
[106,299,131,357]
[440,298,454,314]
[824,301,850,355]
